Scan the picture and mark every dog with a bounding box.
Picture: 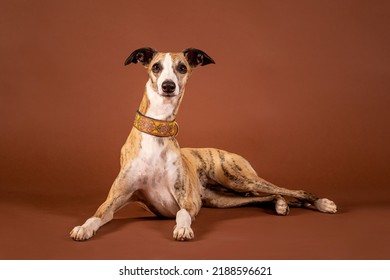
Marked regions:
[70,48,337,241]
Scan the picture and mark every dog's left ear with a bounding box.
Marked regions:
[183,48,215,68]
[124,47,157,66]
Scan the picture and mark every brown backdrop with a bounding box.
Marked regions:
[1,0,389,259]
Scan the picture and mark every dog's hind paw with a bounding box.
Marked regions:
[70,225,95,241]
[314,198,337,213]
[173,226,194,241]
[275,195,290,215]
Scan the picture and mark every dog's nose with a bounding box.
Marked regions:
[162,80,176,94]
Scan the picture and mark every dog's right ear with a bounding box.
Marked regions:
[124,48,157,66]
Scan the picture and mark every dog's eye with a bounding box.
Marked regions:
[152,63,161,73]
[177,63,187,74]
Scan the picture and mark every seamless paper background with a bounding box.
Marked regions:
[1,0,389,259]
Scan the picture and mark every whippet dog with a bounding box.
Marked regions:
[70,48,337,241]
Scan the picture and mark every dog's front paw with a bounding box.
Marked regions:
[70,225,95,241]
[314,198,337,213]
[173,226,194,241]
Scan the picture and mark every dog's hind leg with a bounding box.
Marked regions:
[202,188,290,215]
[209,149,337,214]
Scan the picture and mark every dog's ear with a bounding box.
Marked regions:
[124,47,157,66]
[183,48,215,68]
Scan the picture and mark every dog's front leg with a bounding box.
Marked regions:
[70,173,135,241]
[171,157,202,241]
[173,208,194,241]
[172,183,201,241]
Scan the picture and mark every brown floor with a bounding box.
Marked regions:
[1,0,390,260]
[1,187,389,260]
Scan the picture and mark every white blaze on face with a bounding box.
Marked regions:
[157,53,179,96]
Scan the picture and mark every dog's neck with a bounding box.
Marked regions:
[138,80,184,122]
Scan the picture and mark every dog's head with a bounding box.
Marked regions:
[125,48,215,98]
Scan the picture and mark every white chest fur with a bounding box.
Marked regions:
[130,134,181,216]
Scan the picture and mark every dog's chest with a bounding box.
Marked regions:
[131,135,181,215]
[135,136,179,177]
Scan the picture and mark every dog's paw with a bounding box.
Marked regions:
[70,225,95,241]
[173,226,194,241]
[275,196,290,215]
[314,198,337,213]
